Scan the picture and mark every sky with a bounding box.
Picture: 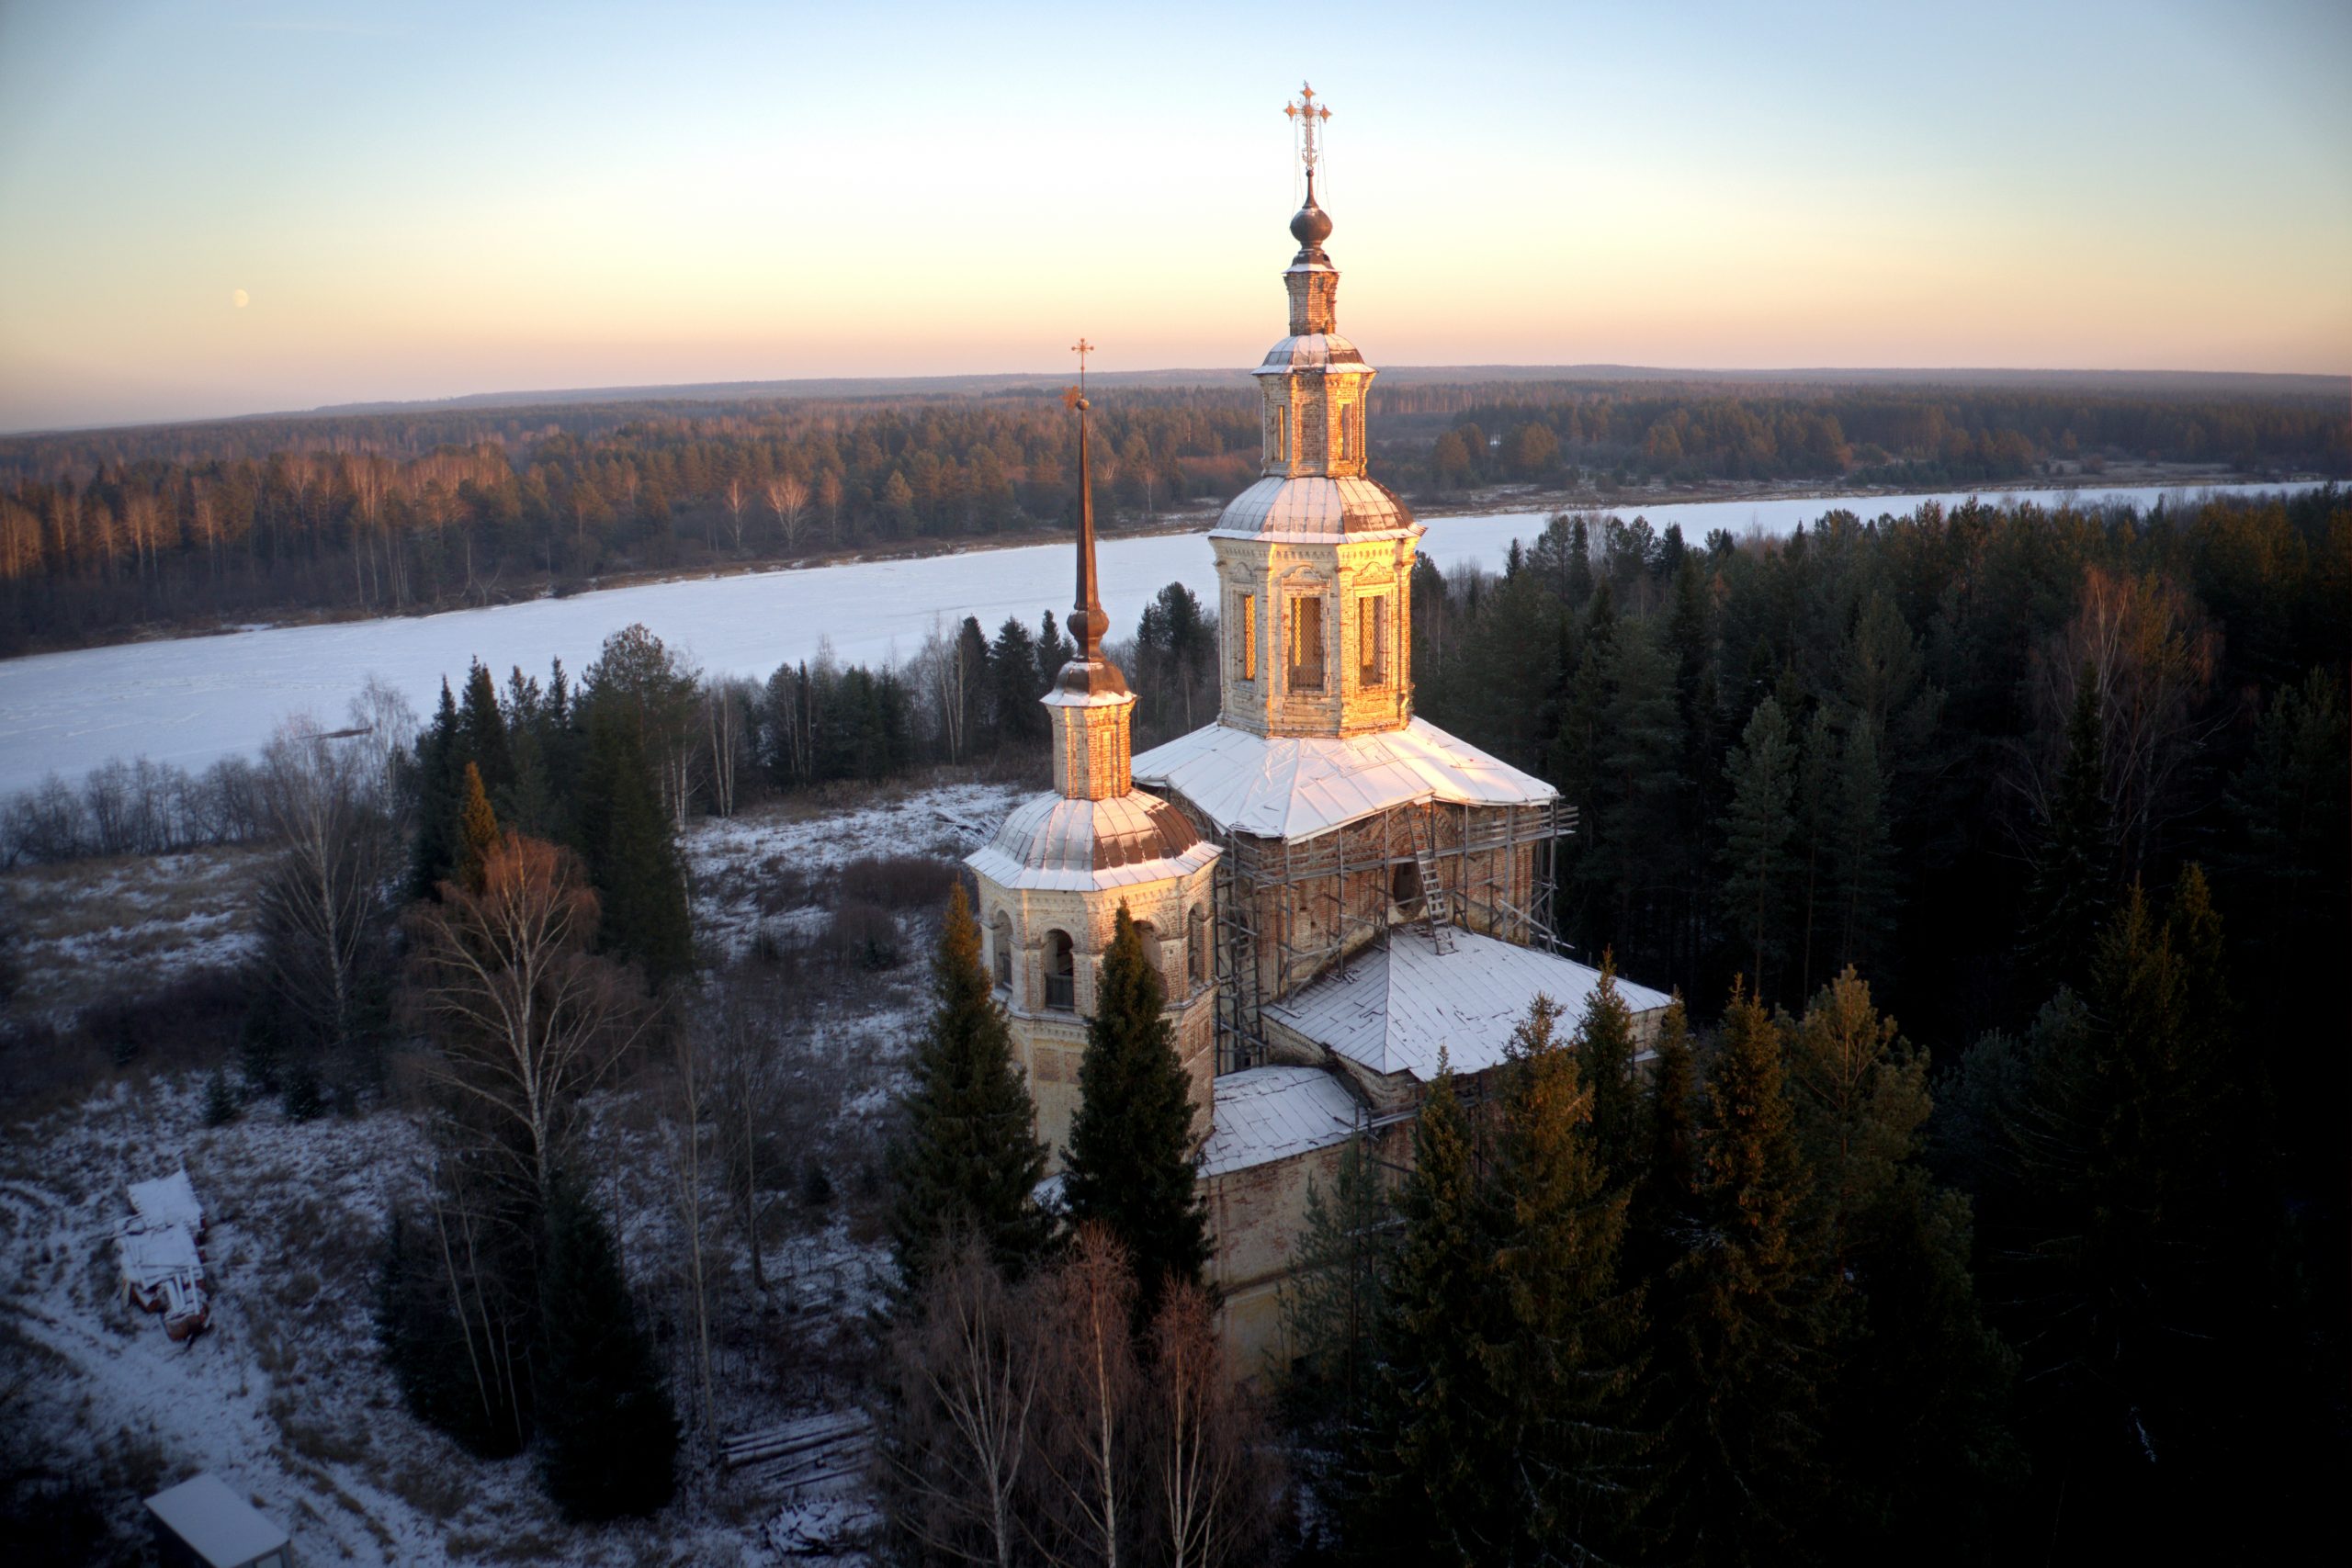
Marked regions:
[0,0,2346,433]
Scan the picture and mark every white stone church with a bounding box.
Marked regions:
[967,99,1669,1369]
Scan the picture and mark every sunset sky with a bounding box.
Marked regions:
[1,0,2346,433]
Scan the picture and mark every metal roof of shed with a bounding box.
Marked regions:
[145,1473,288,1568]
[1133,716,1556,841]
[1200,1065,1363,1178]
[1267,927,1673,1081]
[128,1168,203,1231]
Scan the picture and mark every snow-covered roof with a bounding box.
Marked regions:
[1133,716,1557,841]
[128,1168,203,1231]
[1200,1065,1363,1178]
[144,1473,288,1567]
[1268,927,1673,1082]
[1207,475,1419,543]
[119,1224,203,1288]
[1253,333,1369,376]
[967,790,1221,893]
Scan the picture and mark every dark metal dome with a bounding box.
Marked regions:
[1290,194,1332,250]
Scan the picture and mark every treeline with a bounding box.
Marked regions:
[6,378,2342,653]
[1399,485,2347,1556]
[1388,383,2351,489]
[0,390,1260,651]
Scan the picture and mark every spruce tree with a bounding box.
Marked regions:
[1832,716,1897,981]
[1062,904,1208,1316]
[1572,953,1645,1190]
[885,883,1050,1292]
[1718,695,1798,995]
[410,678,464,898]
[1790,970,2016,1554]
[1487,996,1647,1562]
[577,702,694,985]
[1656,983,1828,1565]
[2021,674,2113,993]
[1355,1059,1502,1562]
[534,1177,678,1519]
[987,615,1044,745]
[1624,996,1697,1285]
[456,761,499,893]
[459,658,514,799]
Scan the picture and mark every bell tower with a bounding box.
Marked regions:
[1214,83,1422,741]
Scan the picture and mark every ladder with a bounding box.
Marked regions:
[1409,808,1457,954]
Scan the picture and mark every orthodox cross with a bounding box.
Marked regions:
[1070,336,1094,401]
[1283,81,1330,175]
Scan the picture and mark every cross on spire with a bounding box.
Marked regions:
[1283,81,1330,176]
[1070,336,1094,400]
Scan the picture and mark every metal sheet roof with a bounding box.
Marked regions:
[145,1473,288,1567]
[1253,333,1370,376]
[1206,474,1420,544]
[1200,1065,1363,1178]
[967,789,1221,893]
[1267,927,1673,1082]
[1133,716,1557,841]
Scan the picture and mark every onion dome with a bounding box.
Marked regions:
[967,792,1216,892]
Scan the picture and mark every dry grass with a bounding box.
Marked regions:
[1,842,264,1015]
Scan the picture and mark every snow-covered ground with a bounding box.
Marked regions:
[2,779,1023,1562]
[0,480,2321,797]
[2,845,265,1019]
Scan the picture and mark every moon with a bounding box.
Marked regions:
[232,288,249,309]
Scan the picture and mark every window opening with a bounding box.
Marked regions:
[991,913,1013,988]
[1239,594,1258,682]
[1046,930,1075,1010]
[1287,594,1326,691]
[1359,593,1388,686]
[1187,906,1206,984]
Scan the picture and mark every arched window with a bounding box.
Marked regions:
[991,912,1013,989]
[1391,859,1423,911]
[1287,594,1325,691]
[1135,921,1163,988]
[1045,930,1076,1010]
[1187,906,1207,985]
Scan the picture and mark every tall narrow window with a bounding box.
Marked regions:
[1287,594,1326,691]
[1270,404,1288,465]
[1359,593,1387,686]
[1239,594,1258,682]
[991,912,1013,989]
[1187,906,1207,984]
[1335,400,1351,462]
[1046,930,1075,1010]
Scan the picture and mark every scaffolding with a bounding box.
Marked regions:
[1212,796,1577,1073]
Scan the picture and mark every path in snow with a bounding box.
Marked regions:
[0,480,2323,796]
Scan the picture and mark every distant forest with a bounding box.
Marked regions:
[0,378,2343,653]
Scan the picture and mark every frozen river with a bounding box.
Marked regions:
[0,479,2324,795]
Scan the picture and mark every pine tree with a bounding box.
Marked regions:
[2021,674,2113,993]
[1592,615,1683,967]
[1624,996,1697,1285]
[1573,953,1645,1190]
[201,1066,239,1127]
[988,615,1045,746]
[1062,905,1208,1317]
[1655,984,1828,1564]
[534,1177,678,1519]
[1486,996,1647,1562]
[577,702,694,985]
[1035,607,1073,688]
[1718,695,1798,995]
[1792,705,1837,998]
[456,761,499,893]
[886,883,1051,1293]
[1355,1059,1503,1562]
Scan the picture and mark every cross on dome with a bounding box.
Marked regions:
[1283,82,1331,176]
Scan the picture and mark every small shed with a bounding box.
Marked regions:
[145,1473,292,1568]
[130,1168,207,1240]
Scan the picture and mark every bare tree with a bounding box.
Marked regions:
[877,1237,1040,1568]
[664,1025,718,1446]
[723,473,748,552]
[1144,1282,1271,1568]
[1031,1224,1141,1568]
[407,831,649,1204]
[347,674,420,799]
[766,472,809,552]
[255,718,398,1051]
[702,677,749,818]
[703,987,791,1293]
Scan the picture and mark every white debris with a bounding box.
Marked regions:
[128,1167,206,1235]
[1201,1065,1363,1178]
[144,1472,289,1568]
[1268,926,1673,1082]
[1134,716,1556,841]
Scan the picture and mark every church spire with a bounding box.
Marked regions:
[1065,337,1108,663]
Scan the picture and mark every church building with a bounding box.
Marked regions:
[968,85,1670,1371]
